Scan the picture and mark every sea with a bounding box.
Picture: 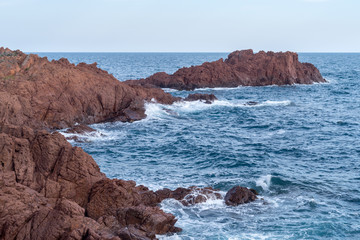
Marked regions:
[35,52,360,240]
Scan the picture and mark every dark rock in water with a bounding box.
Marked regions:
[125,49,326,90]
[184,93,218,104]
[245,101,259,106]
[65,124,96,134]
[163,108,179,116]
[224,186,258,206]
[156,186,222,206]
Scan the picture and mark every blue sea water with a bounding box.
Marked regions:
[36,52,360,239]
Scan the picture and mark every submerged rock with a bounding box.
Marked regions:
[245,101,259,106]
[224,186,258,206]
[156,186,222,206]
[184,93,218,104]
[65,124,96,134]
[125,49,326,90]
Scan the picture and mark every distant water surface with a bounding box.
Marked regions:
[35,52,360,239]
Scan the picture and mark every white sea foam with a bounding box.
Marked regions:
[59,125,123,143]
[256,175,272,191]
[144,99,292,120]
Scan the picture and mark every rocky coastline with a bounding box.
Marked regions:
[0,47,324,239]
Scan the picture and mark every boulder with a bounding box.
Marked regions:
[224,186,258,206]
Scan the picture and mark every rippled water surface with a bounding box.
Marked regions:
[37,52,360,239]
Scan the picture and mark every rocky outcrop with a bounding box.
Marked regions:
[0,47,178,130]
[224,186,258,206]
[125,49,326,90]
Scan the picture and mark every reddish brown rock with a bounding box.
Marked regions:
[224,186,258,206]
[0,47,178,130]
[125,49,326,90]
[86,178,181,238]
[184,93,218,104]
[0,172,111,240]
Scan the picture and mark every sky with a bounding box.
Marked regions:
[1,0,359,52]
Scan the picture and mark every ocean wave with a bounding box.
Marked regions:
[255,175,272,191]
[59,125,124,143]
[144,99,292,120]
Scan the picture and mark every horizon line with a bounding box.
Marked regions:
[27,51,360,54]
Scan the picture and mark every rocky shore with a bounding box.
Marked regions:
[0,47,323,239]
[125,49,326,90]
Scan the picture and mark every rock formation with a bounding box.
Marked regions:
[125,49,326,90]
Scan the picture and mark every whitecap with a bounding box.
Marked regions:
[58,125,124,143]
[144,99,292,120]
[255,175,272,191]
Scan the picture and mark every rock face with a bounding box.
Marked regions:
[125,49,326,90]
[0,47,178,130]
[224,186,258,206]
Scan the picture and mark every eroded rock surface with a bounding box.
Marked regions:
[125,49,326,90]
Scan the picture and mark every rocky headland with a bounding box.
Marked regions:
[125,49,326,90]
[0,47,261,240]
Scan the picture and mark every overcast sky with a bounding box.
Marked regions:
[1,0,359,52]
